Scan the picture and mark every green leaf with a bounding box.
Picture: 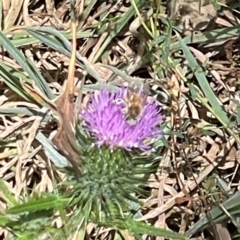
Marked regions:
[6,196,69,214]
[127,220,186,239]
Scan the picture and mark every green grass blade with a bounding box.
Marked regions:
[0,62,32,83]
[27,27,72,59]
[176,32,230,126]
[92,0,143,63]
[10,30,93,47]
[6,196,69,214]
[27,27,104,82]
[0,32,54,100]
[0,65,34,102]
[0,179,18,207]
[112,218,186,239]
[186,191,240,237]
[0,107,51,121]
[171,26,240,50]
[78,0,98,28]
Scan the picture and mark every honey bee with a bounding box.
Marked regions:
[114,88,146,125]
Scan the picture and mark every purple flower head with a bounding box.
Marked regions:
[79,86,163,151]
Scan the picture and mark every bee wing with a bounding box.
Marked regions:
[126,82,151,96]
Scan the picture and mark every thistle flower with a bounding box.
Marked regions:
[70,86,164,224]
[80,86,163,151]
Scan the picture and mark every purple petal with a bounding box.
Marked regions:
[79,87,163,151]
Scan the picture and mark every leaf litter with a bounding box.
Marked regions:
[0,0,240,239]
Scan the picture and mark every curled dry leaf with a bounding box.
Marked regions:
[52,19,81,178]
[52,92,81,177]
